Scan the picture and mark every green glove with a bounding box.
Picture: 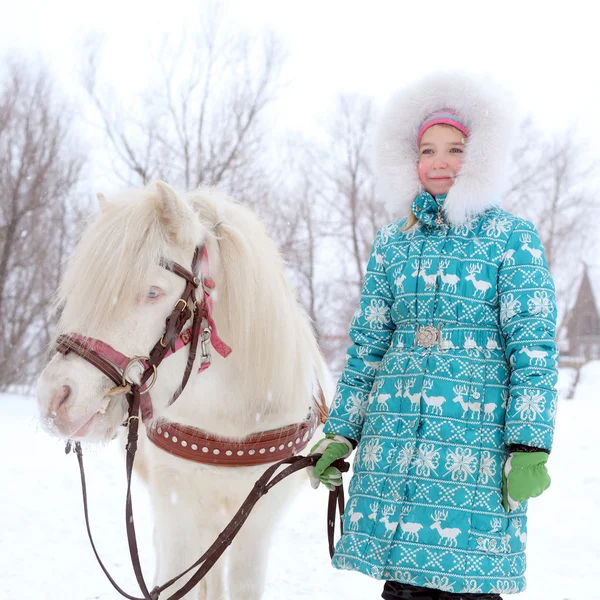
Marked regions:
[502,451,551,511]
[308,434,353,491]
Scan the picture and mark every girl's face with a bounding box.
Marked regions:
[418,124,465,196]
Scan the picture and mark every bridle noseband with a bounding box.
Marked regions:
[55,245,231,423]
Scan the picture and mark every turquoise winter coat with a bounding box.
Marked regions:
[323,191,558,595]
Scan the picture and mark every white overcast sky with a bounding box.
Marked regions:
[2,0,599,190]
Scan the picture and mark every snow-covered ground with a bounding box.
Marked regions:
[2,364,598,600]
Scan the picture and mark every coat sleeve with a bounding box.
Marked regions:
[323,228,395,443]
[497,219,559,452]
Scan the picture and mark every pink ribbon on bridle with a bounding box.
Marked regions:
[189,247,231,369]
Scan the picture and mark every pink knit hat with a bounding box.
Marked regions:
[417,109,469,146]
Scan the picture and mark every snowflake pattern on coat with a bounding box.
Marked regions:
[323,193,558,594]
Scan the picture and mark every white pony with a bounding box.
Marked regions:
[37,182,330,600]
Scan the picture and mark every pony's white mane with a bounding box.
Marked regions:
[56,183,320,416]
[190,187,318,414]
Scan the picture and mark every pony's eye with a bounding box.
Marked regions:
[147,287,162,300]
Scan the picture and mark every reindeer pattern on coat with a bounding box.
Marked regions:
[323,192,558,595]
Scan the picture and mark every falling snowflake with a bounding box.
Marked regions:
[414,442,440,477]
[478,451,497,485]
[527,291,553,317]
[514,390,546,421]
[500,293,521,325]
[482,216,512,238]
[345,391,366,423]
[395,442,415,474]
[445,447,478,481]
[364,299,390,329]
[361,438,384,470]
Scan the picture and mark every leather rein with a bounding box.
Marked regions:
[55,244,347,599]
[67,441,347,600]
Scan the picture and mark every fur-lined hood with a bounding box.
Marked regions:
[373,71,517,226]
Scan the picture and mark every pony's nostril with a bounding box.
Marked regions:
[61,385,71,405]
[52,385,72,412]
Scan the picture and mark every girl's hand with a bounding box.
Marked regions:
[502,451,551,511]
[308,434,353,491]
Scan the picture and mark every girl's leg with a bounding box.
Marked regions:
[382,581,503,600]
[381,581,440,599]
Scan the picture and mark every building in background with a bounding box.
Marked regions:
[560,263,600,366]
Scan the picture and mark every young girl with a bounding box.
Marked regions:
[309,72,557,599]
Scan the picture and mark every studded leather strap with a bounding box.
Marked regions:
[146,407,321,466]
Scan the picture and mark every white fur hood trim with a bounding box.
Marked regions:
[373,71,517,226]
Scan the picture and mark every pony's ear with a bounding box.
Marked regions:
[96,192,107,212]
[153,181,190,243]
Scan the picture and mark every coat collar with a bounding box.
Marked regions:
[412,192,447,228]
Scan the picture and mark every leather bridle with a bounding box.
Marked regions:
[55,245,231,423]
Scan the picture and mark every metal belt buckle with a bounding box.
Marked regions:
[416,325,439,348]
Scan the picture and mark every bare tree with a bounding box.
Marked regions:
[506,122,594,268]
[269,139,332,340]
[82,14,286,206]
[306,94,390,370]
[0,57,86,389]
[247,99,388,365]
[505,122,598,334]
[324,95,388,292]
